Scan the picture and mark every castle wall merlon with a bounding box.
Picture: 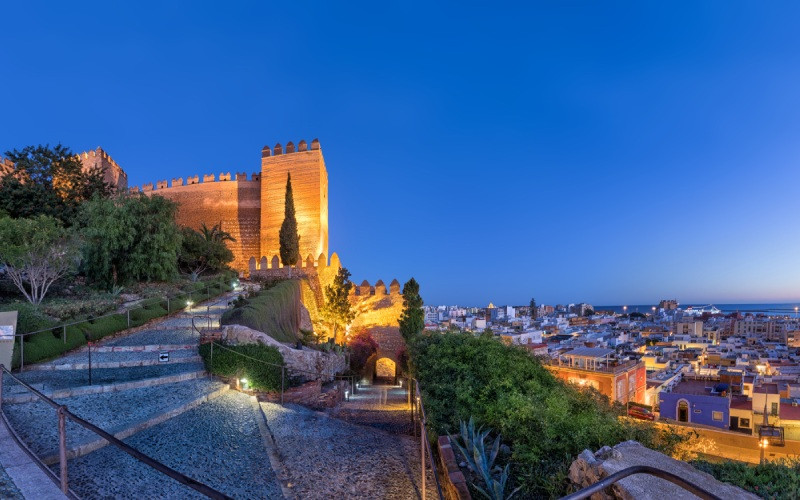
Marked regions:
[156,180,167,189]
[142,183,154,192]
[172,178,184,187]
[203,174,215,182]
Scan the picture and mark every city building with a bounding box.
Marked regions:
[546,347,646,404]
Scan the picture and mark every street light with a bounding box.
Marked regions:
[623,305,627,316]
[759,437,769,464]
[795,306,798,319]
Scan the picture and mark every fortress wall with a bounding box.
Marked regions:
[260,140,328,266]
[78,147,128,191]
[138,176,261,271]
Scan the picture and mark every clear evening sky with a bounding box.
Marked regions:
[2,2,800,306]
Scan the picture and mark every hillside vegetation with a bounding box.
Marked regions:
[221,280,302,343]
[411,333,688,498]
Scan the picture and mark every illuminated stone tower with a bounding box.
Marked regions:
[260,139,329,263]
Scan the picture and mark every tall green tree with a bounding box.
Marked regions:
[279,173,300,274]
[78,193,182,288]
[199,222,236,243]
[320,267,355,344]
[0,144,114,224]
[178,225,235,280]
[529,298,537,319]
[399,277,424,342]
[0,215,79,304]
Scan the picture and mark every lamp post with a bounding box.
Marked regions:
[623,305,627,317]
[795,306,798,319]
[651,306,656,317]
[759,437,769,464]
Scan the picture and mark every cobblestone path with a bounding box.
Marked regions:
[2,290,282,499]
[262,383,437,499]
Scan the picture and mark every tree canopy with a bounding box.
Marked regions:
[320,266,355,344]
[0,215,79,304]
[178,223,235,279]
[398,277,424,342]
[78,193,182,288]
[279,173,300,268]
[0,144,114,224]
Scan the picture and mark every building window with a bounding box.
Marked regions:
[712,411,723,421]
[740,418,750,427]
[771,402,779,416]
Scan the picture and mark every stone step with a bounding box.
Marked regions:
[3,378,228,465]
[59,391,283,499]
[3,368,208,403]
[89,344,196,353]
[27,351,200,372]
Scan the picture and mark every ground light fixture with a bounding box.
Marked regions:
[344,389,349,401]
[240,378,249,390]
[186,300,194,309]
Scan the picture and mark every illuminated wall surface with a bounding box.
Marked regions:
[127,139,329,271]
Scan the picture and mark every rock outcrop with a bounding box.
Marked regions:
[222,324,346,382]
[568,441,758,500]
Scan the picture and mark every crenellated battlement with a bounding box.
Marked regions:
[261,138,320,158]
[128,171,260,193]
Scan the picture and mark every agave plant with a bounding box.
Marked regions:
[450,418,521,500]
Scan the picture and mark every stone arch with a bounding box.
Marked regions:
[375,357,397,381]
[317,253,327,268]
[271,255,280,269]
[306,254,315,268]
[286,141,295,153]
[274,143,283,155]
[298,140,308,152]
[677,399,690,423]
[389,279,401,294]
[374,280,387,295]
[259,256,268,270]
[249,257,257,273]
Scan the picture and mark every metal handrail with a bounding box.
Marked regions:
[14,279,233,371]
[559,464,722,500]
[0,364,232,499]
[412,378,444,500]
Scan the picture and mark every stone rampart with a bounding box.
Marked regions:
[132,174,262,271]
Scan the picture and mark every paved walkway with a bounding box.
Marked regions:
[261,383,436,499]
[0,417,64,499]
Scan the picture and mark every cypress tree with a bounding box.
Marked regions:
[399,278,424,342]
[279,173,300,272]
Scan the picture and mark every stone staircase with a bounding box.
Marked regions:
[1,291,283,499]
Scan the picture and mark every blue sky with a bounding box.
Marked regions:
[2,2,800,306]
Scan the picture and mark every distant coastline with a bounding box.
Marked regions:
[595,303,800,317]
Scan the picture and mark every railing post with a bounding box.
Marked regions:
[18,335,23,372]
[280,366,285,405]
[421,412,426,500]
[127,309,130,328]
[62,325,66,344]
[210,341,214,371]
[0,364,4,413]
[57,406,68,494]
[167,296,170,313]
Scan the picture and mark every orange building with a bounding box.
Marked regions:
[546,347,646,404]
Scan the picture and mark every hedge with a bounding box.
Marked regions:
[199,342,285,391]
[10,277,234,369]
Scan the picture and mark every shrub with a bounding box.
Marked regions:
[692,459,800,499]
[199,342,285,391]
[79,314,128,341]
[411,333,684,498]
[41,297,117,321]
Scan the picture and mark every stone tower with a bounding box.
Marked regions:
[260,139,329,264]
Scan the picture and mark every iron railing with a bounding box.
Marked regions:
[411,378,444,500]
[559,465,722,500]
[0,364,232,499]
[14,279,234,371]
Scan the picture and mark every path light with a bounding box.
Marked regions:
[186,300,194,309]
[240,378,249,390]
[344,389,349,401]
